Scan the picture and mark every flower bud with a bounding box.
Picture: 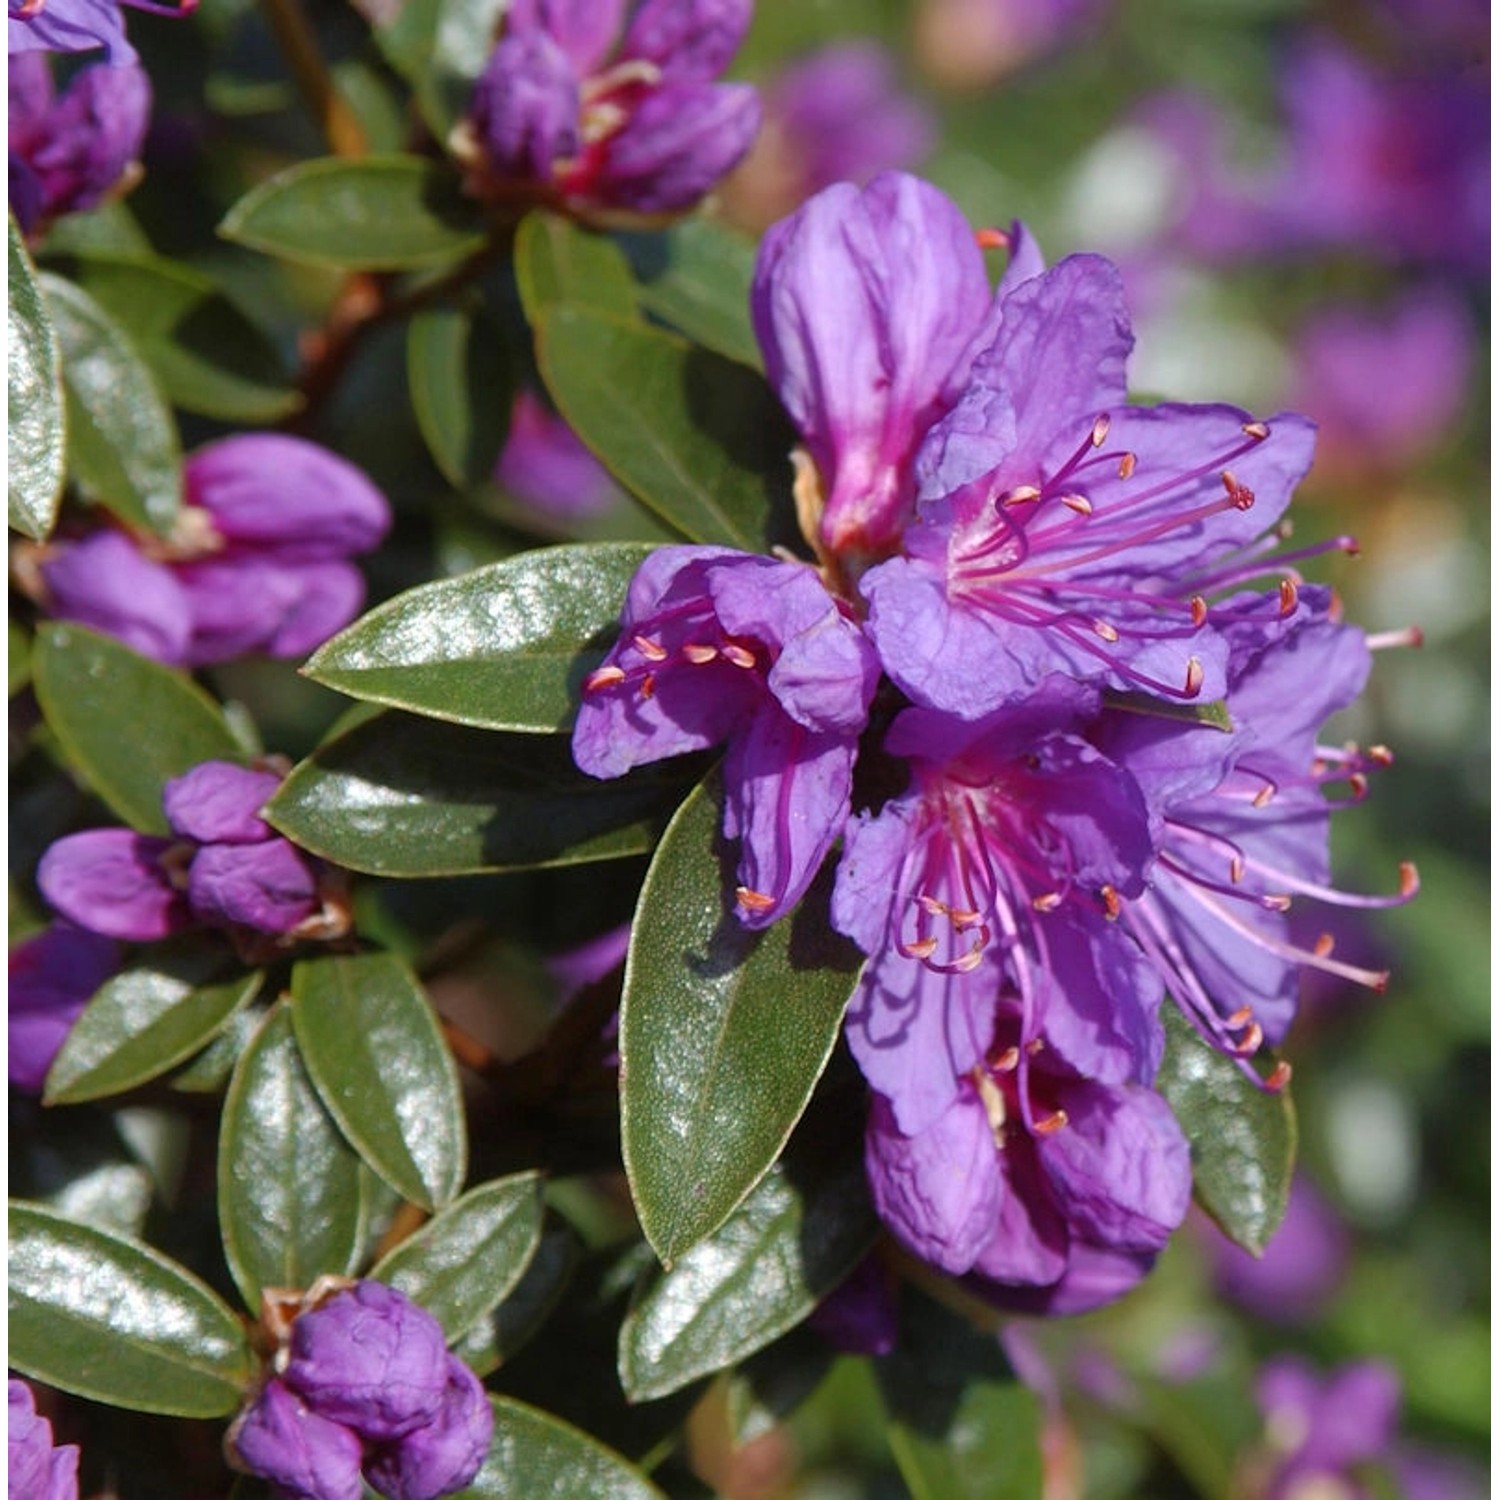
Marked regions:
[362,1357,493,1500]
[228,1378,364,1500]
[186,837,319,936]
[8,925,120,1094]
[163,762,282,845]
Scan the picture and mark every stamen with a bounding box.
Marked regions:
[721,643,758,669]
[1265,1060,1293,1091]
[1241,420,1270,441]
[681,643,718,665]
[1368,745,1395,767]
[974,227,1010,250]
[1398,861,1420,898]
[632,635,667,661]
[583,665,626,693]
[1366,625,1424,652]
[1252,780,1276,808]
[735,887,776,914]
[1117,452,1137,480]
[1034,1109,1069,1136]
[1226,1006,1254,1028]
[901,937,939,960]
[1025,1038,1046,1055]
[992,1046,1021,1072]
[1183,656,1204,696]
[1313,933,1336,957]
[1260,894,1293,912]
[1100,885,1121,920]
[1092,619,1120,643]
[1278,578,1298,615]
[640,673,656,699]
[1232,1021,1264,1055]
[1000,485,1042,508]
[1031,891,1063,912]
[1090,415,1111,448]
[1189,595,1208,627]
[1060,494,1093,516]
[1220,471,1255,509]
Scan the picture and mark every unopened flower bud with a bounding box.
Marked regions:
[362,1356,493,1500]
[228,1378,364,1500]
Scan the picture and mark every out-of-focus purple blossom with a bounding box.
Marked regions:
[1253,1356,1402,1499]
[493,390,619,520]
[361,1358,493,1500]
[807,1255,898,1357]
[8,52,150,236]
[228,1378,365,1500]
[546,922,630,1002]
[37,760,324,944]
[467,0,760,217]
[1202,1173,1350,1324]
[723,41,933,229]
[1289,288,1474,477]
[34,434,391,669]
[1392,1444,1490,1500]
[283,1281,452,1443]
[8,0,194,64]
[8,1379,80,1500]
[8,923,120,1093]
[572,545,879,929]
[914,0,1110,89]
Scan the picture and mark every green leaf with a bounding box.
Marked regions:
[454,1396,666,1500]
[724,1327,836,1446]
[291,951,467,1211]
[219,156,488,271]
[875,1286,1044,1500]
[8,1200,255,1416]
[1156,1006,1296,1254]
[407,303,512,488]
[265,711,691,877]
[372,1172,545,1342]
[373,0,505,140]
[9,217,65,540]
[515,212,638,325]
[452,1220,580,1376]
[40,271,181,533]
[536,306,796,550]
[618,219,761,370]
[44,944,262,1104]
[1103,690,1234,733]
[217,1004,367,1311]
[618,1111,878,1402]
[622,772,863,1265]
[57,251,300,422]
[303,542,656,732]
[32,623,243,834]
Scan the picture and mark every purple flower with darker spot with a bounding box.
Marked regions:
[8,923,120,1093]
[832,678,1166,1135]
[855,247,1318,719]
[571,545,879,928]
[466,0,760,216]
[8,52,150,237]
[31,433,390,669]
[36,760,327,945]
[864,993,1191,1315]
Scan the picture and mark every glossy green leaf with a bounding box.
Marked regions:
[9,217,65,540]
[407,303,512,488]
[618,1113,878,1401]
[515,212,638,325]
[32,623,243,834]
[58,251,300,422]
[219,156,488,270]
[724,1328,836,1446]
[170,1005,262,1094]
[372,1172,545,1341]
[1156,1006,1296,1254]
[536,306,796,550]
[218,1004,367,1311]
[40,271,180,533]
[876,1286,1044,1500]
[266,711,690,877]
[8,1200,255,1416]
[291,951,466,1211]
[452,1220,580,1376]
[303,543,656,731]
[622,773,863,1265]
[618,219,761,370]
[45,944,262,1104]
[374,0,505,139]
[454,1396,666,1500]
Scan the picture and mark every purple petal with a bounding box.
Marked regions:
[186,838,319,936]
[8,1379,81,1500]
[517,0,625,74]
[162,761,279,844]
[185,434,391,561]
[173,556,304,666]
[228,1378,364,1500]
[974,1239,1158,1316]
[865,1091,1002,1274]
[807,1255,898,1357]
[618,0,751,80]
[37,830,188,941]
[40,530,192,666]
[494,390,617,519]
[262,560,367,660]
[8,924,120,1092]
[471,29,580,182]
[284,1282,451,1442]
[361,1356,493,1500]
[8,0,136,64]
[970,1134,1070,1286]
[590,80,759,213]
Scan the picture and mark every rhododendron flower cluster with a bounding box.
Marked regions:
[573,171,1414,1312]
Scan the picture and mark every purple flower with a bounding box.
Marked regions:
[8,923,120,1093]
[856,247,1317,719]
[8,53,150,236]
[35,434,390,669]
[1254,1357,1402,1500]
[467,0,760,216]
[1201,1173,1350,1324]
[833,680,1165,1132]
[362,1357,493,1500]
[864,993,1191,1314]
[282,1282,452,1443]
[807,1255,898,1357]
[750,172,1003,566]
[8,1380,79,1500]
[723,42,933,229]
[8,0,193,65]
[493,389,619,520]
[228,1379,365,1500]
[1289,287,1474,477]
[572,545,879,928]
[37,760,324,943]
